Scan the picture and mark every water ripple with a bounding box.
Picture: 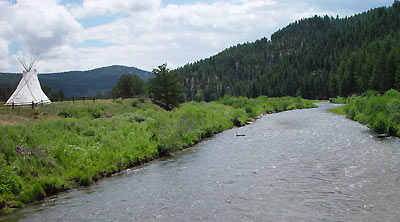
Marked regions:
[2,102,400,222]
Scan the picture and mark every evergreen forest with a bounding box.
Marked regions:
[176,1,400,101]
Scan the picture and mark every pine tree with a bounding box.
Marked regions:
[149,64,183,110]
[394,63,400,90]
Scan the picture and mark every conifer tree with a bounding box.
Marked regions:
[149,64,183,110]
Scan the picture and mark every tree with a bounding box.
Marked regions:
[149,64,183,110]
[115,73,144,98]
[131,74,145,96]
[193,92,204,102]
[42,85,52,97]
[57,90,65,101]
[0,85,14,102]
[40,85,65,101]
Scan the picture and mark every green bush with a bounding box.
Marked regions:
[365,90,379,97]
[88,108,102,119]
[129,114,146,123]
[369,112,388,134]
[340,89,400,136]
[218,95,316,119]
[0,167,22,195]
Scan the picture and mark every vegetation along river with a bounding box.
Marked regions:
[2,102,400,221]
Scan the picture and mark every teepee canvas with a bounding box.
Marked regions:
[5,55,51,105]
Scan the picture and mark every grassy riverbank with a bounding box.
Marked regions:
[329,89,400,136]
[0,96,316,210]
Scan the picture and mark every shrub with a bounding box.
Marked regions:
[0,167,22,195]
[341,89,400,136]
[384,89,400,99]
[365,90,379,97]
[58,110,72,118]
[129,114,146,123]
[88,108,102,119]
[369,112,388,134]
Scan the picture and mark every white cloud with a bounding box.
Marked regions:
[0,0,394,73]
[0,0,81,71]
[71,0,331,71]
[0,37,10,70]
[69,0,161,18]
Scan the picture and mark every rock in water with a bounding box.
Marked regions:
[376,134,389,138]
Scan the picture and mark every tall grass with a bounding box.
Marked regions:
[217,95,317,118]
[0,96,315,209]
[336,89,400,136]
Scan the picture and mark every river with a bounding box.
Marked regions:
[1,102,400,221]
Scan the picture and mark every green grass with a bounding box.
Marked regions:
[328,106,346,115]
[330,89,400,136]
[0,96,315,210]
[311,99,327,103]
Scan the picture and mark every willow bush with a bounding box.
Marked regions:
[339,89,400,136]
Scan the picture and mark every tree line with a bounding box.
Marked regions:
[1,64,183,110]
[105,64,183,110]
[0,85,65,102]
[175,1,400,100]
[3,2,399,104]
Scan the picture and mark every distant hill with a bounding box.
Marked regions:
[176,1,400,100]
[0,65,153,98]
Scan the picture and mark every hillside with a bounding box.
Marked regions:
[0,65,152,98]
[175,1,400,100]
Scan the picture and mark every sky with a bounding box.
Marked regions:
[0,0,394,73]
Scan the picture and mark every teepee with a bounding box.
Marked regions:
[5,55,51,105]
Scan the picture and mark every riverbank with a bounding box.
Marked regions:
[329,89,400,137]
[0,96,316,211]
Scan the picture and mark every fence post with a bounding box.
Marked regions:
[32,101,34,110]
[41,100,43,106]
[82,96,85,102]
[12,102,14,110]
[73,97,75,103]
[93,96,95,102]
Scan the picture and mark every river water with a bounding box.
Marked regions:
[1,102,400,221]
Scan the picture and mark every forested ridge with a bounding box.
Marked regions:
[176,1,400,101]
[0,65,152,100]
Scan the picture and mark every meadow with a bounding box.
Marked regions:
[0,96,316,210]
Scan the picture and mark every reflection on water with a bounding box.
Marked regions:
[2,102,400,221]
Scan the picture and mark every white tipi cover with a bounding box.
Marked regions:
[5,69,51,105]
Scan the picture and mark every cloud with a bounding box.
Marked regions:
[0,0,394,73]
[72,0,329,71]
[0,0,81,71]
[69,0,161,18]
[301,0,392,12]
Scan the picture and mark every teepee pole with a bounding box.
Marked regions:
[5,51,51,106]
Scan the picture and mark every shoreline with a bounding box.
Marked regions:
[0,97,316,212]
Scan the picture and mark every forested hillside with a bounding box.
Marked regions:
[176,1,400,101]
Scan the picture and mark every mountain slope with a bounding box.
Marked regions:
[0,65,153,98]
[175,1,400,100]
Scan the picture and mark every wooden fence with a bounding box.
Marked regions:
[0,96,143,110]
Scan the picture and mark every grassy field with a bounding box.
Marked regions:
[0,96,316,210]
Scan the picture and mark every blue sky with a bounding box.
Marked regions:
[76,12,130,29]
[0,0,394,73]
